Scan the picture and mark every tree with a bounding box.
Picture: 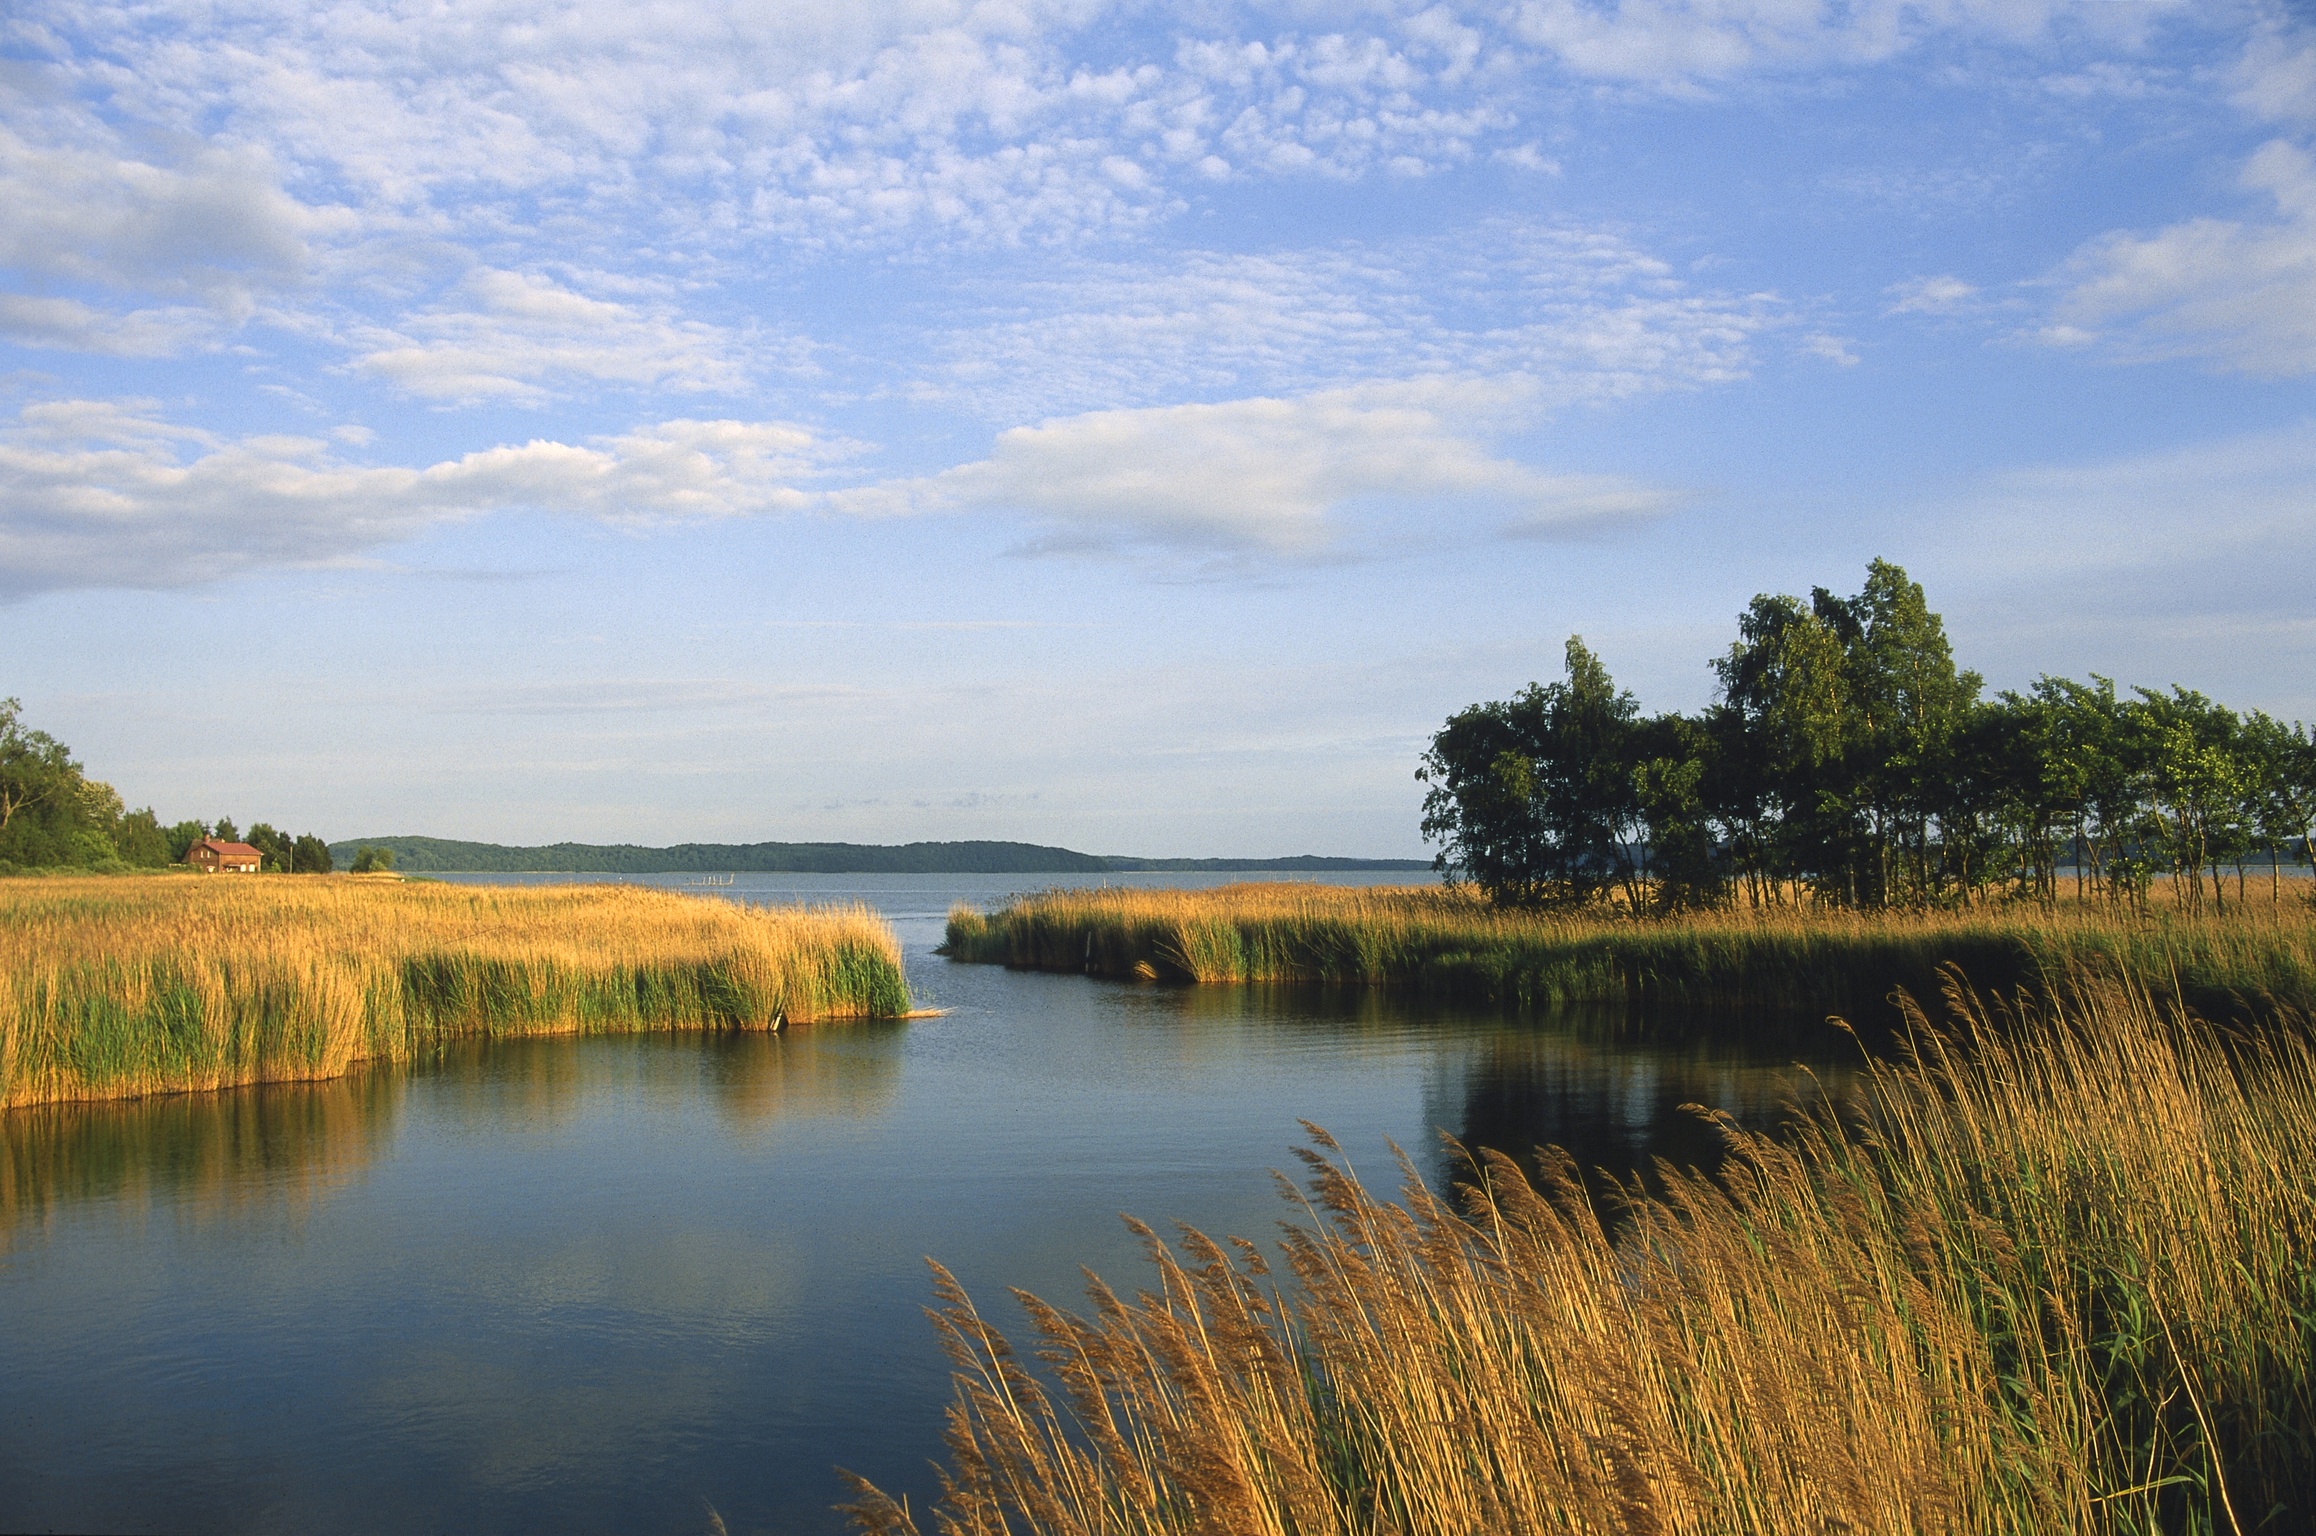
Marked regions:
[1711,562,1977,907]
[292,834,333,874]
[114,808,173,867]
[248,822,293,872]
[165,820,209,862]
[0,698,75,843]
[350,845,394,874]
[1419,638,1642,909]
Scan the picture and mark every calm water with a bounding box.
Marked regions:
[0,873,1857,1535]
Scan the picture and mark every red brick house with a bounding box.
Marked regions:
[185,838,264,874]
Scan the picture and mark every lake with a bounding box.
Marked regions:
[0,873,1858,1534]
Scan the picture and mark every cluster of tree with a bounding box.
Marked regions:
[0,698,333,873]
[1419,561,2316,915]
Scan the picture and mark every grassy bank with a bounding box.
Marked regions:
[845,973,2316,1534]
[0,876,910,1109]
[944,882,2316,1020]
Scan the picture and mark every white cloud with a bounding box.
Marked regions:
[0,121,316,310]
[1801,332,1859,365]
[14,0,1548,252]
[918,221,1783,422]
[830,386,1677,557]
[0,401,842,597]
[345,268,767,404]
[1505,0,2177,88]
[2233,20,2316,125]
[2048,138,2316,375]
[0,294,221,356]
[1886,274,1981,314]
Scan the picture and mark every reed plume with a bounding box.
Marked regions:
[845,971,2316,1534]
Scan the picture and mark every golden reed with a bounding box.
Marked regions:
[845,970,2316,1534]
[0,875,909,1109]
[945,880,2316,1017]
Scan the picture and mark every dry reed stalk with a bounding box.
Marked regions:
[844,973,2316,1535]
[0,875,910,1108]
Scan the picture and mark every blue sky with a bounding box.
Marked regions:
[4,0,2313,856]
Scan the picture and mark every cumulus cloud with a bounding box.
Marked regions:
[2048,139,2316,375]
[0,122,315,309]
[346,268,766,404]
[831,387,1678,557]
[0,401,841,597]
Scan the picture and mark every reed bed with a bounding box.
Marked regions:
[944,882,2316,1020]
[0,876,910,1109]
[844,972,2316,1534]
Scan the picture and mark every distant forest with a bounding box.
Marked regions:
[1420,560,2316,914]
[319,836,1428,875]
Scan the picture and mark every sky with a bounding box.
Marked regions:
[4,0,2314,857]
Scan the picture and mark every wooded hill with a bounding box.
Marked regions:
[321,836,1430,875]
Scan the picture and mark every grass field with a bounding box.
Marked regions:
[0,876,910,1109]
[944,881,2316,1021]
[844,970,2316,1535]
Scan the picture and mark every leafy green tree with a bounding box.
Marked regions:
[350,845,394,874]
[1712,562,1978,907]
[165,820,210,862]
[0,698,76,848]
[213,816,241,843]
[2244,713,2316,901]
[292,833,333,874]
[1630,711,1725,912]
[247,822,294,872]
[1419,638,1642,909]
[114,807,172,866]
[2135,688,2245,915]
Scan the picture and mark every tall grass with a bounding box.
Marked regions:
[945,882,2316,1020]
[0,876,910,1109]
[843,973,2316,1534]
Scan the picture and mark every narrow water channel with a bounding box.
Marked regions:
[0,875,1858,1534]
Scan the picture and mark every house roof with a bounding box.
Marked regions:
[190,838,264,860]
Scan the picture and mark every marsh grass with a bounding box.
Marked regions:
[0,876,910,1108]
[843,972,2316,1534]
[943,882,2316,1021]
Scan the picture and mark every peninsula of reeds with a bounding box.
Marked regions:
[943,880,2316,1021]
[843,971,2316,1534]
[0,876,910,1109]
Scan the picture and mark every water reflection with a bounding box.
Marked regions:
[1430,1020,1859,1208]
[0,1070,401,1247]
[0,1024,903,1240]
[0,931,1863,1536]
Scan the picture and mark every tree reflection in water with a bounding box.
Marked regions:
[1434,1006,1861,1212]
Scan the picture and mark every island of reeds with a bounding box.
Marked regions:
[0,876,910,1109]
[943,880,2316,1020]
[841,971,2316,1534]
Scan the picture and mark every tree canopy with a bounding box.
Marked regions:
[0,699,332,875]
[1420,563,2316,914]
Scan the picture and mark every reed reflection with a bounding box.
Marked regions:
[1,1026,906,1244]
[0,1069,402,1246]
